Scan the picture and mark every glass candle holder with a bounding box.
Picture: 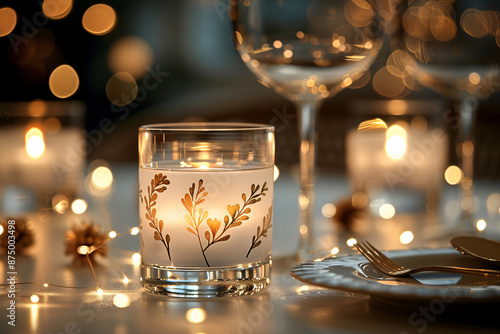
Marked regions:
[138,123,274,297]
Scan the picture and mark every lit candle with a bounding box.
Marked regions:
[139,123,274,297]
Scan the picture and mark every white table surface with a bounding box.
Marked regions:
[1,164,500,334]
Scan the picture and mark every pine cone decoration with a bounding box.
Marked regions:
[0,218,35,253]
[65,222,109,265]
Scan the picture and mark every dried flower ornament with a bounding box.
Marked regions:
[65,222,109,265]
[0,217,35,253]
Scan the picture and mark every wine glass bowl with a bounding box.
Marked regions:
[396,0,500,230]
[231,0,387,259]
[232,0,384,103]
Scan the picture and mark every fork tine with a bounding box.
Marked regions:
[355,241,391,275]
[364,241,403,272]
[359,241,395,273]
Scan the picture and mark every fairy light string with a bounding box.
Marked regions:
[0,226,140,295]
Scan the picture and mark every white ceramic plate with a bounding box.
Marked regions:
[291,248,500,305]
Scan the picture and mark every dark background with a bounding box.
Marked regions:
[1,1,499,177]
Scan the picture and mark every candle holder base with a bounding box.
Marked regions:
[141,260,271,298]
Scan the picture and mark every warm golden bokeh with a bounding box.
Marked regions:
[28,100,47,117]
[344,0,374,28]
[108,36,154,79]
[372,67,406,98]
[106,72,138,106]
[82,4,117,35]
[0,7,17,37]
[49,64,80,98]
[444,165,463,185]
[43,0,73,20]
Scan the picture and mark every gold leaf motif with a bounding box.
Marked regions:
[143,173,172,260]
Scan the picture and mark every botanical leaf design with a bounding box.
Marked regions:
[182,179,211,266]
[246,206,273,258]
[143,173,172,260]
[182,179,270,267]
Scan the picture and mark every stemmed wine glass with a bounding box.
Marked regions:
[231,0,386,259]
[396,0,500,231]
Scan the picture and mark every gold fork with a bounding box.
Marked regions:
[355,240,500,277]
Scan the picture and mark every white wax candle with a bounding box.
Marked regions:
[139,167,273,268]
[346,128,448,192]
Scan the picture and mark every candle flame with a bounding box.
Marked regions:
[25,127,45,159]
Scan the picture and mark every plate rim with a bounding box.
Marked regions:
[290,247,500,303]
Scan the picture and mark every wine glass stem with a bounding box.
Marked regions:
[296,100,320,258]
[458,96,478,230]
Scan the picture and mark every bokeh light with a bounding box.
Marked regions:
[273,165,280,181]
[0,7,17,37]
[92,166,113,189]
[113,294,131,308]
[82,4,117,35]
[130,227,139,235]
[108,231,117,239]
[43,0,73,20]
[185,308,207,324]
[321,203,337,218]
[399,231,414,245]
[49,65,80,99]
[379,204,395,219]
[71,199,87,214]
[108,36,154,79]
[476,219,487,231]
[444,165,462,185]
[30,295,40,303]
[372,67,406,98]
[132,252,141,265]
[106,72,138,106]
[44,117,62,134]
[52,194,69,214]
[346,238,357,247]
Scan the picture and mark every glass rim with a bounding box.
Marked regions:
[139,122,274,132]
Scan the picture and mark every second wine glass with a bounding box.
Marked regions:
[231,0,386,259]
